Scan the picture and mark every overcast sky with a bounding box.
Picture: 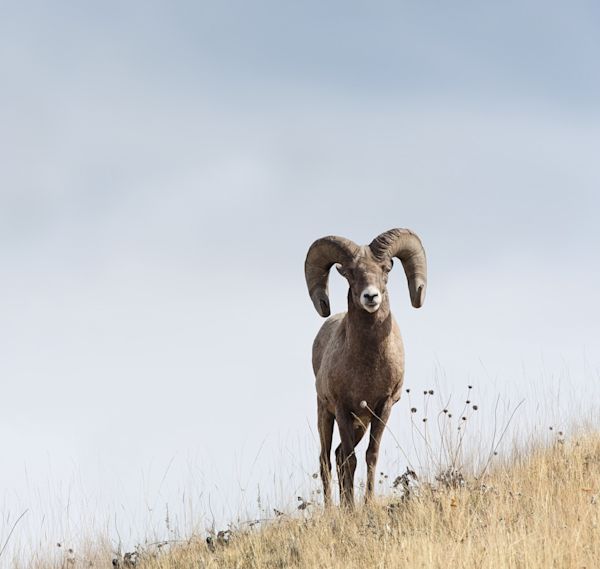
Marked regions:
[2,0,600,562]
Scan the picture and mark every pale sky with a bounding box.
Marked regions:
[2,1,600,562]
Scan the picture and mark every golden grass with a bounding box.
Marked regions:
[27,433,600,569]
[131,434,600,569]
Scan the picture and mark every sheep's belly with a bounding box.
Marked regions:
[351,411,372,429]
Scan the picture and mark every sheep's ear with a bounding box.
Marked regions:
[335,263,348,278]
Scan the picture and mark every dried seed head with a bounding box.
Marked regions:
[443,409,448,414]
[422,418,427,422]
[468,385,473,389]
[428,389,434,395]
[423,390,428,395]
[472,405,478,411]
[466,400,471,404]
[411,407,417,413]
[359,400,367,409]
[462,416,467,421]
[406,388,410,393]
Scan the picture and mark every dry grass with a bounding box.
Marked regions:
[41,432,600,569]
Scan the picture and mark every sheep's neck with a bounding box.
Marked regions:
[345,289,392,349]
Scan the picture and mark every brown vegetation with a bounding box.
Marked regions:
[75,433,600,569]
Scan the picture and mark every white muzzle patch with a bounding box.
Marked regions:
[360,285,382,313]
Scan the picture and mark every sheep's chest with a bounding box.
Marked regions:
[329,344,404,410]
[315,314,405,414]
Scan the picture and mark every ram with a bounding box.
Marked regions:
[305,228,427,507]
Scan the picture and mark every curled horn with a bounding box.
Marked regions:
[305,236,360,317]
[369,228,427,308]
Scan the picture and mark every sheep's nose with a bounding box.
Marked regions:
[363,292,379,302]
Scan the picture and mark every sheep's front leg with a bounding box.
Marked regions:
[335,410,366,509]
[317,399,335,506]
[365,399,393,502]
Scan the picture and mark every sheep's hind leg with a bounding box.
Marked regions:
[317,400,335,506]
[365,398,393,503]
[335,412,367,509]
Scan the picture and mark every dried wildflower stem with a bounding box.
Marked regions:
[437,395,453,468]
[450,412,470,470]
[478,398,525,479]
[422,391,434,474]
[409,409,430,472]
[0,509,28,559]
[353,405,416,473]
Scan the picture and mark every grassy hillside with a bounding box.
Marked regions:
[79,433,600,569]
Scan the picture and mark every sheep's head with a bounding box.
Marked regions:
[335,255,392,314]
[305,228,427,317]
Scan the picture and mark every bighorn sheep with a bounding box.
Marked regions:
[305,228,427,507]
